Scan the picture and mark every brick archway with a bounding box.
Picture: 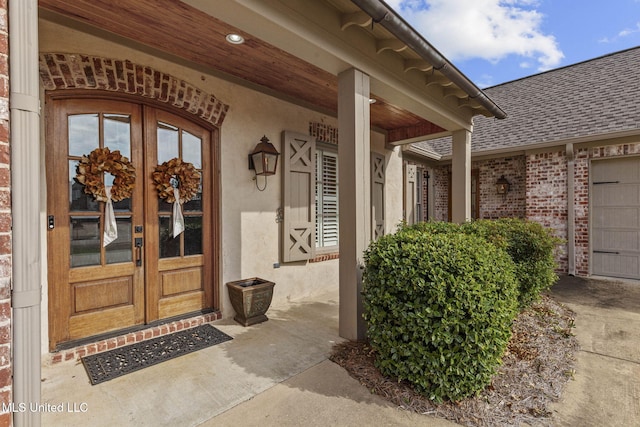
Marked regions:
[39,53,229,127]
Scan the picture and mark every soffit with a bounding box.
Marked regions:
[38,0,491,142]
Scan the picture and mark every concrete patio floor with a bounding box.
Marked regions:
[39,275,640,426]
[40,288,453,427]
[549,275,640,426]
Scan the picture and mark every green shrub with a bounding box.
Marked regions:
[408,219,561,308]
[363,229,519,402]
[463,219,561,308]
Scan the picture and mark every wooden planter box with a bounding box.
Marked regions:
[226,278,275,326]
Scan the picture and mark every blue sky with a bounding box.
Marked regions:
[385,0,640,87]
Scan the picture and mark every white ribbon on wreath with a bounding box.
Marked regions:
[103,186,118,246]
[171,176,185,238]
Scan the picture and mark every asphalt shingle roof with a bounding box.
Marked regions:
[415,46,640,157]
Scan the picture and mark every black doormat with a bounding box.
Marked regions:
[81,324,233,385]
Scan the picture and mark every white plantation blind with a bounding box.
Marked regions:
[316,149,338,248]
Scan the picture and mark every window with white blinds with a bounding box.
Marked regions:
[315,148,338,248]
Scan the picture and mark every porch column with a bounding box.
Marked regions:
[10,0,42,426]
[338,68,370,341]
[451,129,471,223]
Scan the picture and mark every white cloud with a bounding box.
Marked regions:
[598,21,640,43]
[474,74,496,88]
[618,22,640,37]
[385,0,564,71]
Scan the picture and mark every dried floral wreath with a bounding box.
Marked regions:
[76,147,136,202]
[152,158,201,203]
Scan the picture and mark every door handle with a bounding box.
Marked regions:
[135,237,143,266]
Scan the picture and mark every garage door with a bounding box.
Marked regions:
[591,157,640,279]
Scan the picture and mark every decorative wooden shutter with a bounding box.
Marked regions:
[404,164,417,225]
[282,131,316,262]
[371,153,385,240]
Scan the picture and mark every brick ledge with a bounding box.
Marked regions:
[46,311,221,365]
[309,252,339,263]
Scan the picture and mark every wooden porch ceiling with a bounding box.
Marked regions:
[37,0,475,143]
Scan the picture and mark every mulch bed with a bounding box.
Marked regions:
[330,295,579,426]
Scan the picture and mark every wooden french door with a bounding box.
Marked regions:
[47,98,214,349]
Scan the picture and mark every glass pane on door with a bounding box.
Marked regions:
[157,122,179,163]
[159,216,180,258]
[68,113,133,267]
[69,160,100,212]
[105,217,133,264]
[70,216,101,267]
[68,114,99,157]
[157,123,204,258]
[184,216,203,255]
[182,131,202,168]
[104,114,131,158]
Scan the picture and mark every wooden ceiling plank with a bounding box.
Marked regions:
[39,0,452,134]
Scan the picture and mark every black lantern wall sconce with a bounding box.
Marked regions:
[248,135,280,191]
[496,175,511,195]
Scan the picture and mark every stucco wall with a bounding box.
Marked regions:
[38,19,402,353]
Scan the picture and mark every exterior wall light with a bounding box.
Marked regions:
[249,136,280,191]
[496,175,511,195]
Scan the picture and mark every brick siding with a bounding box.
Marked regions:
[432,141,640,277]
[573,148,590,276]
[433,166,449,221]
[309,122,338,145]
[525,150,569,272]
[39,53,229,127]
[0,1,10,425]
[477,156,526,219]
[433,156,526,221]
[420,168,429,220]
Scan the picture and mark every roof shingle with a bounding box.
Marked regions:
[416,46,640,157]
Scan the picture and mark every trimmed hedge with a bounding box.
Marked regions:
[409,219,561,308]
[465,219,560,307]
[363,227,519,402]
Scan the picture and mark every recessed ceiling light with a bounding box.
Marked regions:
[369,98,377,104]
[226,34,245,45]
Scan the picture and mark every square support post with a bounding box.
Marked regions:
[9,0,42,426]
[451,129,471,223]
[338,68,370,341]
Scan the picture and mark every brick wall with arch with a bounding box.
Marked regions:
[39,53,229,127]
[37,53,230,364]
